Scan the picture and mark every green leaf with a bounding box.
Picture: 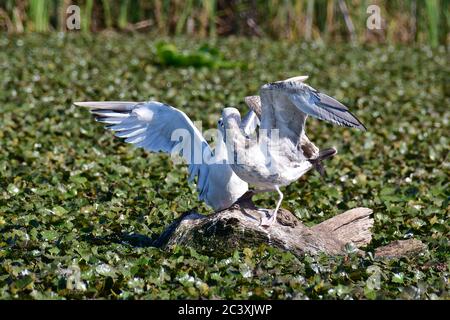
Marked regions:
[41,230,59,241]
[392,273,404,284]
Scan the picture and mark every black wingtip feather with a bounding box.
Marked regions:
[346,110,367,131]
[316,92,367,131]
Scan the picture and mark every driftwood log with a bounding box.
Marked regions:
[155,192,425,258]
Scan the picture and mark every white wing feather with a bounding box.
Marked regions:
[74,101,247,209]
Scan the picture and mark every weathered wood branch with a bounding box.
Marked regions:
[154,193,425,258]
[374,239,427,259]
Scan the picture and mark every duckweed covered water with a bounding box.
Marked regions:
[0,34,448,299]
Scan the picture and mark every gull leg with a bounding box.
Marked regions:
[253,188,275,226]
[260,186,283,227]
[257,208,271,225]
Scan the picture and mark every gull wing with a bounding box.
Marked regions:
[259,76,366,146]
[288,86,366,130]
[240,110,260,136]
[244,95,262,119]
[74,101,218,206]
[242,96,261,137]
[244,76,308,121]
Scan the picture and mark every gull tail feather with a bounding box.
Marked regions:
[308,147,338,177]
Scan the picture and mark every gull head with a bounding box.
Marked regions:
[219,107,241,144]
[222,107,241,129]
[216,116,225,141]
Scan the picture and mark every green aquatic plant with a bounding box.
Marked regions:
[154,41,246,69]
[0,34,447,299]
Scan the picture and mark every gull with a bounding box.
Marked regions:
[221,76,366,226]
[243,95,335,176]
[74,101,259,212]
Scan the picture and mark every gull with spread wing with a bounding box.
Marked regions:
[74,101,258,212]
[221,76,366,226]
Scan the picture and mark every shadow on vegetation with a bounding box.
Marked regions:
[81,232,155,248]
[80,210,203,248]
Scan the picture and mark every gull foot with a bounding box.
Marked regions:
[257,209,277,228]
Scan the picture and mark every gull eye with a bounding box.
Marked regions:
[218,118,224,127]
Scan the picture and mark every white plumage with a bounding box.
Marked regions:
[74,75,365,227]
[74,101,250,211]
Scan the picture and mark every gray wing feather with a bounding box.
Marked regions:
[244,96,262,119]
[240,110,260,136]
[259,85,308,145]
[291,89,366,130]
[259,78,366,146]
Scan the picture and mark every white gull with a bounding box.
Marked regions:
[74,101,258,211]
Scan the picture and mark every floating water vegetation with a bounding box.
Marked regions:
[0,34,448,299]
[154,41,246,69]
